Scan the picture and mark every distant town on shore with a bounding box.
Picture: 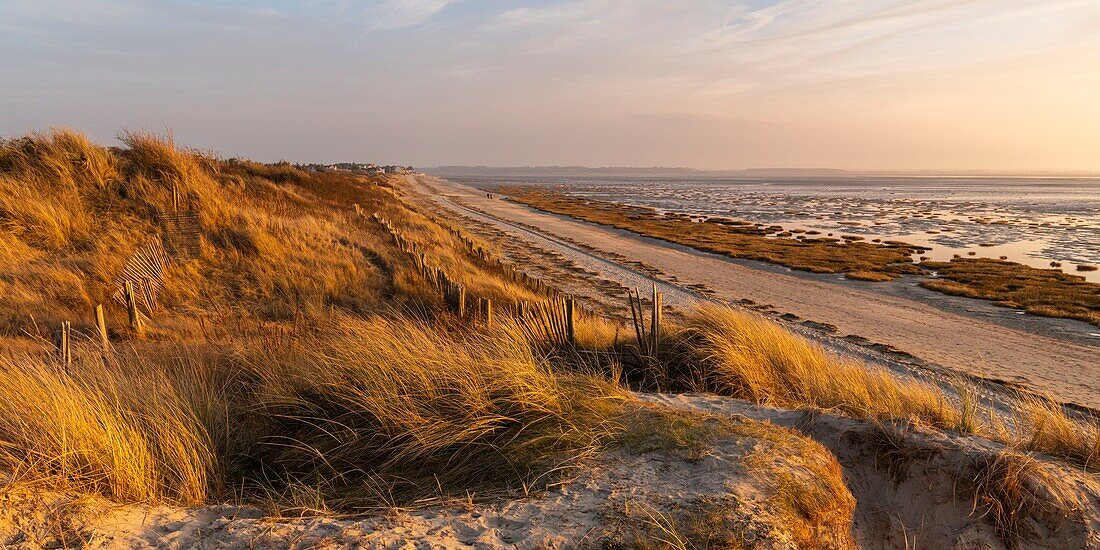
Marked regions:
[291,161,415,175]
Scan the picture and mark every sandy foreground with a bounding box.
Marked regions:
[412,175,1100,409]
[0,426,809,549]
[7,395,1099,549]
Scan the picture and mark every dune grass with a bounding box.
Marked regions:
[668,304,969,432]
[966,450,1084,545]
[0,129,630,511]
[0,129,545,337]
[0,315,631,511]
[239,314,629,512]
[1019,397,1100,472]
[668,304,1100,474]
[0,351,215,505]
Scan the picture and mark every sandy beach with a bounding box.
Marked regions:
[414,174,1100,409]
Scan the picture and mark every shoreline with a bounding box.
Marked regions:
[413,174,1100,409]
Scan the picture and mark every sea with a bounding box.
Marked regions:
[457,175,1100,283]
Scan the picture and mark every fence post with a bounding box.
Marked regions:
[94,304,109,352]
[457,285,466,318]
[651,284,661,356]
[484,298,493,326]
[565,296,575,347]
[125,280,144,337]
[54,321,72,367]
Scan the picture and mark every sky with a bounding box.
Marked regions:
[2,0,1100,171]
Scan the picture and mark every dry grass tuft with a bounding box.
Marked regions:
[966,451,1083,547]
[1018,396,1100,472]
[670,304,970,432]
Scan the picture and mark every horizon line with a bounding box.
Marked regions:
[420,165,1100,178]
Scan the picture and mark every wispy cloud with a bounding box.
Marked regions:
[2,1,1099,170]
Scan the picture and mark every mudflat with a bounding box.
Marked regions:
[416,175,1100,409]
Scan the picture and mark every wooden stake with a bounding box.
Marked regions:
[125,280,144,337]
[628,289,647,356]
[54,321,72,366]
[651,284,660,356]
[565,296,575,347]
[94,304,109,352]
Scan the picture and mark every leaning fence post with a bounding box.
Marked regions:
[565,296,576,347]
[651,284,661,356]
[125,280,144,337]
[142,276,156,313]
[628,289,646,356]
[94,304,109,352]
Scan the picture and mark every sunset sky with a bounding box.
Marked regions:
[3,0,1100,171]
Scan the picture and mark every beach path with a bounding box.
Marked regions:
[413,175,1100,409]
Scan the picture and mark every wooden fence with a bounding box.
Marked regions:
[369,210,576,336]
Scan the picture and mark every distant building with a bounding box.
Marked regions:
[294,161,411,175]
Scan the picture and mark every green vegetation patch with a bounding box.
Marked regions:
[921,257,1100,327]
[503,187,921,281]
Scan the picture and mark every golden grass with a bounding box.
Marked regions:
[503,187,921,280]
[671,304,1100,474]
[1018,397,1100,472]
[240,314,630,511]
[0,315,631,511]
[670,304,968,431]
[0,352,214,505]
[966,451,1083,545]
[921,258,1100,327]
[0,129,548,336]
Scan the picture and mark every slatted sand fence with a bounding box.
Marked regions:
[513,296,577,348]
[110,238,171,335]
[159,208,202,259]
[369,210,559,323]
